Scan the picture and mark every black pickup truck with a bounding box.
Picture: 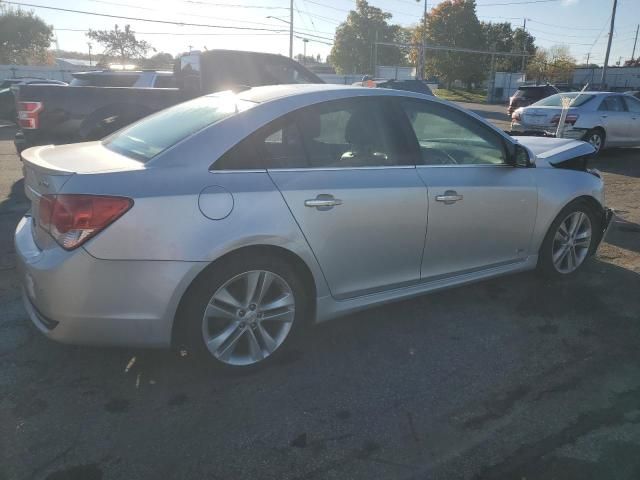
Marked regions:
[14,49,323,152]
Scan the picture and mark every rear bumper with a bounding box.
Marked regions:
[15,215,205,348]
[510,122,588,140]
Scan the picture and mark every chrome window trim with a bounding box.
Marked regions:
[210,165,417,173]
[415,163,512,168]
[267,165,416,172]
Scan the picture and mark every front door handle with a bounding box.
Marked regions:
[601,114,608,118]
[435,191,463,205]
[305,194,343,210]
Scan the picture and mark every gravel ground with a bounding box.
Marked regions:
[1,108,639,480]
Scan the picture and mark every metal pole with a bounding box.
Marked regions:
[373,30,378,77]
[586,52,590,65]
[88,42,92,67]
[601,0,617,88]
[289,0,294,58]
[303,39,308,64]
[521,18,527,73]
[417,0,427,80]
[631,24,639,61]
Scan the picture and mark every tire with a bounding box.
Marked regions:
[182,254,309,371]
[583,128,605,155]
[538,200,601,276]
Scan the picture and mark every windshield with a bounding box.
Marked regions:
[533,92,595,107]
[103,94,255,162]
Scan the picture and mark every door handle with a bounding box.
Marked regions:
[305,194,343,210]
[601,114,608,118]
[435,191,463,205]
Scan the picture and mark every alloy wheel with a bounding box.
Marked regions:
[201,270,295,366]
[551,211,592,274]
[587,132,602,153]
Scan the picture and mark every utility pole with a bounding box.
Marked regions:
[601,0,617,88]
[373,30,378,77]
[586,52,590,65]
[632,24,639,61]
[416,0,427,80]
[302,38,308,64]
[487,45,496,104]
[289,0,294,58]
[521,18,528,73]
[87,42,93,67]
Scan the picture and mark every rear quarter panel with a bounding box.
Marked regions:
[63,165,330,298]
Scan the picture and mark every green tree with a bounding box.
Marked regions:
[140,52,174,69]
[0,6,53,64]
[87,24,153,65]
[481,22,536,72]
[526,45,576,83]
[413,0,486,89]
[329,0,406,75]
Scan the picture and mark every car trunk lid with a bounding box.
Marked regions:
[21,142,143,248]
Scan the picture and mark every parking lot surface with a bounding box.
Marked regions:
[1,106,640,480]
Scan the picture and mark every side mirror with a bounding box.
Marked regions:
[513,143,534,167]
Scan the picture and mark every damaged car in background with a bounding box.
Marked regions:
[15,85,613,371]
[511,91,640,155]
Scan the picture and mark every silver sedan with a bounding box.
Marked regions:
[511,91,640,154]
[16,85,612,370]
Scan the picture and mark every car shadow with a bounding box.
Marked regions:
[593,148,640,178]
[605,217,640,254]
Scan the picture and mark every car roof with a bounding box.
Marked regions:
[236,83,431,104]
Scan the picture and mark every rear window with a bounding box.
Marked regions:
[103,94,255,162]
[514,87,544,99]
[533,93,595,107]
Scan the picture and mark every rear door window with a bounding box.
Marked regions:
[599,96,628,112]
[623,96,640,113]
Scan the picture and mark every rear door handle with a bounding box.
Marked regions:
[435,191,463,205]
[305,194,343,210]
[601,114,608,118]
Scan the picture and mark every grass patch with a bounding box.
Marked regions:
[433,88,487,104]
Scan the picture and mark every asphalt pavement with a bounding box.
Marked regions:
[1,107,640,480]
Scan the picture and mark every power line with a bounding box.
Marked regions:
[183,0,289,9]
[2,1,335,41]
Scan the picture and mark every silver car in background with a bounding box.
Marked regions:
[15,85,612,370]
[511,91,640,154]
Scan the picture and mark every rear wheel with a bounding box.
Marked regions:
[538,200,600,276]
[183,255,308,370]
[584,128,605,155]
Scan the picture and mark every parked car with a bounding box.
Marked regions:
[511,91,640,154]
[16,85,612,370]
[378,79,433,95]
[13,50,323,152]
[508,84,559,115]
[0,78,67,123]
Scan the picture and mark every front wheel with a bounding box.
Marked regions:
[183,255,308,370]
[538,201,600,276]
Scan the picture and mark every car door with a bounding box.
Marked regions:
[262,97,428,299]
[597,95,631,145]
[395,98,538,279]
[623,95,640,145]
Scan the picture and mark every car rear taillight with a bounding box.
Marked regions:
[512,110,521,121]
[551,114,579,125]
[17,101,43,129]
[38,194,133,250]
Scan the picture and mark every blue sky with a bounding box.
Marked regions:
[8,0,639,66]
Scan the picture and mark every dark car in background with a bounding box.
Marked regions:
[13,50,323,152]
[378,79,433,96]
[508,84,559,115]
[0,78,67,123]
